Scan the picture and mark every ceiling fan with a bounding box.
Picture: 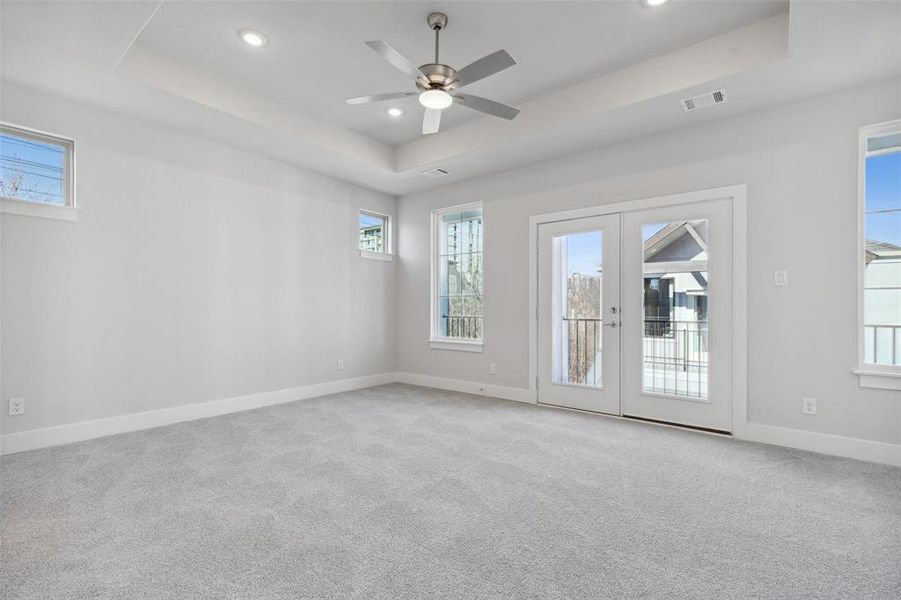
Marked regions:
[345,12,521,135]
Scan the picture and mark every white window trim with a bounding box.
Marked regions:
[360,250,393,262]
[429,339,484,352]
[358,208,392,258]
[429,201,484,351]
[0,122,77,222]
[856,118,901,391]
[0,196,78,221]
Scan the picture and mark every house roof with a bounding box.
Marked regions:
[643,220,707,262]
[867,239,901,260]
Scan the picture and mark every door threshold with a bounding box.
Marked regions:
[537,400,620,418]
[622,414,731,436]
[536,402,731,437]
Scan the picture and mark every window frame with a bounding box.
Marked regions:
[429,202,484,352]
[358,208,392,260]
[0,122,77,221]
[856,119,901,390]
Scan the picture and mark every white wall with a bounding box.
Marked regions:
[396,76,901,446]
[0,83,396,436]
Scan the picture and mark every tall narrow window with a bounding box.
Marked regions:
[432,204,483,349]
[359,210,389,255]
[861,123,901,374]
[0,123,74,207]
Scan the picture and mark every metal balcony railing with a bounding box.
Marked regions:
[643,319,708,399]
[562,317,603,387]
[864,324,900,366]
[559,317,709,398]
[442,315,483,340]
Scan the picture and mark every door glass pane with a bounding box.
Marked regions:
[553,231,604,387]
[641,220,708,399]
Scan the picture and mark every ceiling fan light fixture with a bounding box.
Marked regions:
[347,12,519,135]
[642,0,669,7]
[238,29,268,48]
[419,89,453,110]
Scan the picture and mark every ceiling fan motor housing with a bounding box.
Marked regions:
[416,63,457,91]
[427,12,448,31]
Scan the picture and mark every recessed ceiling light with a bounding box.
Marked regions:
[386,107,405,118]
[238,29,268,48]
[419,89,453,110]
[643,0,669,6]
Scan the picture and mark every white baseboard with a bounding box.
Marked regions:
[396,372,535,404]
[0,372,398,456]
[737,423,901,468]
[395,373,901,467]
[5,372,898,468]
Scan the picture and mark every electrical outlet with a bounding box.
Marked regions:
[802,397,816,415]
[337,359,344,371]
[774,270,789,286]
[8,397,25,416]
[488,363,496,375]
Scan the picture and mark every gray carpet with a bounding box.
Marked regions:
[2,383,900,599]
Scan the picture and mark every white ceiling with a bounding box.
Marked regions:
[1,1,899,195]
[127,0,788,146]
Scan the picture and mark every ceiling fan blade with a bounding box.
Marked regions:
[452,50,516,88]
[345,92,416,105]
[422,108,442,135]
[452,93,520,120]
[365,41,428,83]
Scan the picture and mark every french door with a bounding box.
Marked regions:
[620,198,733,431]
[537,215,621,414]
[537,198,734,433]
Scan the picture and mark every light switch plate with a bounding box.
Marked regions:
[774,270,789,286]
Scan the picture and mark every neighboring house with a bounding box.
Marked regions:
[642,220,709,333]
[864,239,901,364]
[359,224,384,252]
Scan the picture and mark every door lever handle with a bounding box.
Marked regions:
[602,321,618,328]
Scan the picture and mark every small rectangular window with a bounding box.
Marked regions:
[1,123,74,207]
[359,210,389,254]
[432,203,483,346]
[860,122,901,374]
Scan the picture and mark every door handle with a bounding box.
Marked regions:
[602,321,618,328]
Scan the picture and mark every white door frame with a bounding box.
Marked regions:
[528,184,748,437]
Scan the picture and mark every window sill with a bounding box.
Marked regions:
[360,250,393,262]
[429,339,484,353]
[1,198,78,222]
[855,369,901,391]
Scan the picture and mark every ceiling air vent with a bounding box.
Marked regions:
[681,89,727,113]
[421,168,450,178]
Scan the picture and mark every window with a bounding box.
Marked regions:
[0,123,75,215]
[359,210,390,258]
[858,120,901,389]
[431,203,483,350]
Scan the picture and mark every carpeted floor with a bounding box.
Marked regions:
[2,383,900,599]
